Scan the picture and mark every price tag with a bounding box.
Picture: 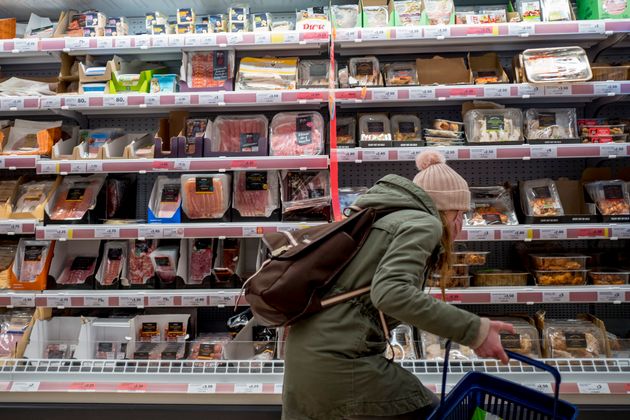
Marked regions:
[543,291,570,303]
[539,228,567,240]
[47,296,71,308]
[199,93,225,105]
[115,37,132,48]
[95,227,120,239]
[396,26,422,39]
[235,383,263,394]
[256,92,282,103]
[13,38,39,51]
[174,94,191,106]
[44,227,69,240]
[96,37,114,49]
[484,85,510,98]
[162,227,184,238]
[10,382,40,392]
[531,146,558,159]
[210,295,235,308]
[65,37,90,49]
[362,149,389,162]
[372,89,397,101]
[144,95,160,107]
[491,292,517,304]
[508,23,535,36]
[435,148,459,160]
[104,95,128,107]
[38,161,59,174]
[182,295,207,306]
[254,32,271,44]
[151,36,168,48]
[526,383,553,394]
[335,28,358,42]
[117,383,147,393]
[168,35,184,47]
[2,97,24,110]
[86,161,103,172]
[187,384,216,393]
[501,229,527,241]
[600,143,626,157]
[336,149,357,162]
[227,33,244,44]
[84,296,109,307]
[274,384,283,394]
[470,147,497,160]
[243,226,263,237]
[579,22,605,34]
[283,32,299,43]
[545,85,571,96]
[424,26,449,39]
[408,87,436,100]
[361,28,389,41]
[64,96,89,108]
[148,295,175,307]
[138,226,163,239]
[578,383,610,394]
[173,160,191,171]
[9,295,35,307]
[69,382,97,392]
[119,295,145,308]
[41,96,62,109]
[0,221,20,234]
[518,84,541,97]
[598,290,623,303]
[467,229,492,241]
[594,83,621,95]
[397,149,421,162]
[134,36,151,48]
[612,226,630,239]
[70,162,87,173]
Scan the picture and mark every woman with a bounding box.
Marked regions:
[282,151,515,420]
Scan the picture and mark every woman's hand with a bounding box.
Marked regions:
[473,320,515,364]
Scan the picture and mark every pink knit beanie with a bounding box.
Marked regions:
[413,151,470,211]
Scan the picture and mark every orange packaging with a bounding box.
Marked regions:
[9,240,55,291]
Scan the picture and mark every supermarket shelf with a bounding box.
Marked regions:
[457,224,630,241]
[36,156,330,174]
[333,143,630,162]
[34,222,324,241]
[0,219,38,235]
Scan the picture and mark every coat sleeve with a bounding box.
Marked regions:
[370,218,482,347]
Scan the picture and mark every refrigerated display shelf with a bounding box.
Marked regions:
[0,220,38,235]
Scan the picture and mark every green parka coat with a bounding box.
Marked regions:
[282,175,484,420]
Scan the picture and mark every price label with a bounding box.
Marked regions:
[84,296,109,307]
[395,26,422,39]
[115,37,132,48]
[545,85,571,96]
[10,382,40,392]
[256,92,282,103]
[104,95,128,107]
[210,295,235,308]
[518,84,542,97]
[182,295,207,306]
[484,85,510,98]
[424,26,449,39]
[283,32,299,43]
[274,384,283,394]
[467,229,491,241]
[144,95,160,107]
[134,36,151,47]
[95,227,120,239]
[168,36,184,47]
[174,94,191,106]
[138,226,163,239]
[9,295,35,307]
[526,383,553,394]
[64,96,89,108]
[230,160,257,169]
[13,38,39,52]
[579,22,605,34]
[434,148,459,160]
[173,160,191,171]
[539,228,567,240]
[69,382,97,392]
[151,161,170,171]
[0,221,20,234]
[117,383,147,393]
[227,33,244,44]
[86,161,103,172]
[96,37,114,49]
[47,296,71,308]
[612,226,630,239]
[184,35,200,46]
[70,162,87,173]
[372,89,397,101]
[598,290,623,303]
[600,143,626,158]
[44,227,69,240]
[187,384,216,393]
[508,23,535,36]
[41,96,62,109]
[235,383,263,394]
[594,83,621,95]
[543,291,570,303]
[408,87,436,100]
[362,149,389,162]
[254,33,271,44]
[148,295,175,307]
[470,147,497,160]
[491,292,517,304]
[38,162,59,174]
[243,226,263,237]
[162,227,184,238]
[361,28,389,41]
[501,229,528,241]
[578,383,610,394]
[65,37,90,49]
[335,28,358,42]
[0,97,23,110]
[119,295,144,307]
[336,149,357,162]
[449,87,479,97]
[531,146,558,159]
[151,36,168,48]
[199,93,225,105]
[397,149,422,161]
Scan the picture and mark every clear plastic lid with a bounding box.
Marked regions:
[385,324,417,360]
[521,178,564,217]
[465,186,518,226]
[48,175,106,221]
[359,114,392,142]
[534,270,588,286]
[491,317,541,358]
[525,108,578,139]
[394,1,423,26]
[331,5,359,28]
[348,56,380,87]
[425,0,455,25]
[181,174,231,219]
[233,171,279,218]
[298,59,330,88]
[280,170,331,220]
[363,6,389,27]
[12,180,54,215]
[522,47,592,83]
[15,239,51,283]
[420,330,475,361]
[269,112,325,156]
[465,108,523,143]
[391,114,421,142]
[584,180,630,216]
[543,319,606,358]
[384,62,418,86]
[149,176,181,220]
[336,117,356,146]
[236,57,298,90]
[540,0,572,22]
[211,115,268,154]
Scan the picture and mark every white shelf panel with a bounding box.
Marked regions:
[0,219,38,235]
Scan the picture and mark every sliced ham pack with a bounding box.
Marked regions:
[48,240,101,289]
[96,241,128,289]
[280,170,331,221]
[181,174,231,221]
[270,112,325,156]
[148,176,182,223]
[126,240,157,288]
[209,115,268,157]
[232,171,280,220]
[45,174,106,224]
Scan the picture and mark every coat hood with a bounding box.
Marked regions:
[353,174,439,217]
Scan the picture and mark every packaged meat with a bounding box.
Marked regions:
[14,240,52,283]
[0,310,32,358]
[133,342,160,359]
[391,114,422,142]
[339,187,369,218]
[453,251,489,265]
[363,6,389,27]
[252,326,276,360]
[233,171,280,219]
[148,176,181,221]
[48,175,106,221]
[473,270,528,287]
[393,1,423,26]
[181,174,231,220]
[465,186,518,226]
[525,108,578,140]
[589,268,630,286]
[580,124,625,137]
[492,317,541,358]
[425,0,455,25]
[1,119,62,156]
[521,179,564,217]
[281,170,331,221]
[298,60,330,88]
[12,180,55,217]
[160,342,186,360]
[0,241,18,289]
[127,240,157,286]
[542,318,607,358]
[181,51,234,90]
[269,112,325,156]
[385,325,416,360]
[384,62,418,86]
[79,129,125,159]
[516,1,542,21]
[464,108,523,143]
[585,180,630,216]
[455,5,507,24]
[349,57,381,87]
[150,246,179,283]
[530,254,589,270]
[45,343,70,359]
[420,330,476,361]
[534,270,588,286]
[0,180,18,218]
[522,47,592,83]
[210,114,268,155]
[165,320,188,342]
[98,241,127,286]
[541,0,573,21]
[188,239,214,285]
[336,117,356,147]
[95,342,127,360]
[359,114,392,142]
[331,5,359,28]
[189,333,231,360]
[213,238,241,288]
[236,57,298,90]
[57,256,97,285]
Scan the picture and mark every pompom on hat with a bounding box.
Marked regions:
[413,151,470,211]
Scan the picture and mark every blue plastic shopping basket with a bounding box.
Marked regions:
[427,342,578,420]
